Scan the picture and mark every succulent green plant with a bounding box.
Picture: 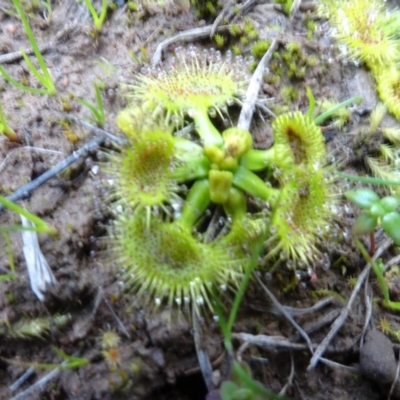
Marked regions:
[345,188,400,245]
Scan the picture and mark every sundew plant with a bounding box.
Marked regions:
[107,46,340,315]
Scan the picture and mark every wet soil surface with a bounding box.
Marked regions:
[1,1,400,399]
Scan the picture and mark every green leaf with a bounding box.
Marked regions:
[352,213,377,235]
[380,196,400,213]
[233,388,253,400]
[382,212,400,245]
[369,203,386,218]
[345,189,380,209]
[221,381,239,400]
[314,95,362,125]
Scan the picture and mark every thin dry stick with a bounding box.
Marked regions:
[385,254,400,271]
[0,25,75,64]
[151,25,231,66]
[232,332,311,351]
[279,353,295,397]
[9,367,35,392]
[210,0,236,37]
[269,296,337,317]
[318,357,359,374]
[0,146,64,174]
[232,332,357,354]
[0,134,105,213]
[289,308,342,342]
[236,0,303,129]
[103,296,131,340]
[192,305,214,392]
[254,273,314,353]
[388,358,400,400]
[360,281,373,347]
[237,38,278,131]
[51,110,126,145]
[10,362,66,400]
[307,237,393,371]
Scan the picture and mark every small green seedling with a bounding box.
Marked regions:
[0,101,18,141]
[0,195,57,235]
[77,83,105,127]
[345,188,400,245]
[306,87,362,125]
[1,347,88,370]
[83,0,108,33]
[0,0,56,95]
[356,239,400,312]
[214,227,286,400]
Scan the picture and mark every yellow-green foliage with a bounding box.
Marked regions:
[319,0,400,67]
[319,0,400,121]
[251,40,271,59]
[275,0,293,15]
[190,0,220,17]
[213,33,225,48]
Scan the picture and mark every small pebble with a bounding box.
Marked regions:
[359,329,396,384]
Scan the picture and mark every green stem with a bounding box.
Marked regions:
[239,148,275,171]
[355,239,400,311]
[0,102,18,141]
[338,172,400,187]
[12,0,56,95]
[179,179,211,229]
[192,108,223,147]
[0,64,50,95]
[171,157,210,183]
[306,86,316,118]
[233,166,279,203]
[314,96,362,125]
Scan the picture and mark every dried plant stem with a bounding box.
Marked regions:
[151,25,231,67]
[307,237,393,371]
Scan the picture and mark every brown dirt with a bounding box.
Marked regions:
[0,1,399,399]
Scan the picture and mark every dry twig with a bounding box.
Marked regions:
[192,305,214,391]
[254,273,314,353]
[151,25,231,67]
[0,134,106,212]
[307,238,393,371]
[0,25,75,64]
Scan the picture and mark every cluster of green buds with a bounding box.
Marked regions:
[345,189,400,245]
[108,46,337,314]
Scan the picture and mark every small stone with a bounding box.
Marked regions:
[359,329,396,384]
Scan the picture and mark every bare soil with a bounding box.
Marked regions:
[0,1,399,399]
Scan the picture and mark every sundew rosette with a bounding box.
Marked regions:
[124,46,249,146]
